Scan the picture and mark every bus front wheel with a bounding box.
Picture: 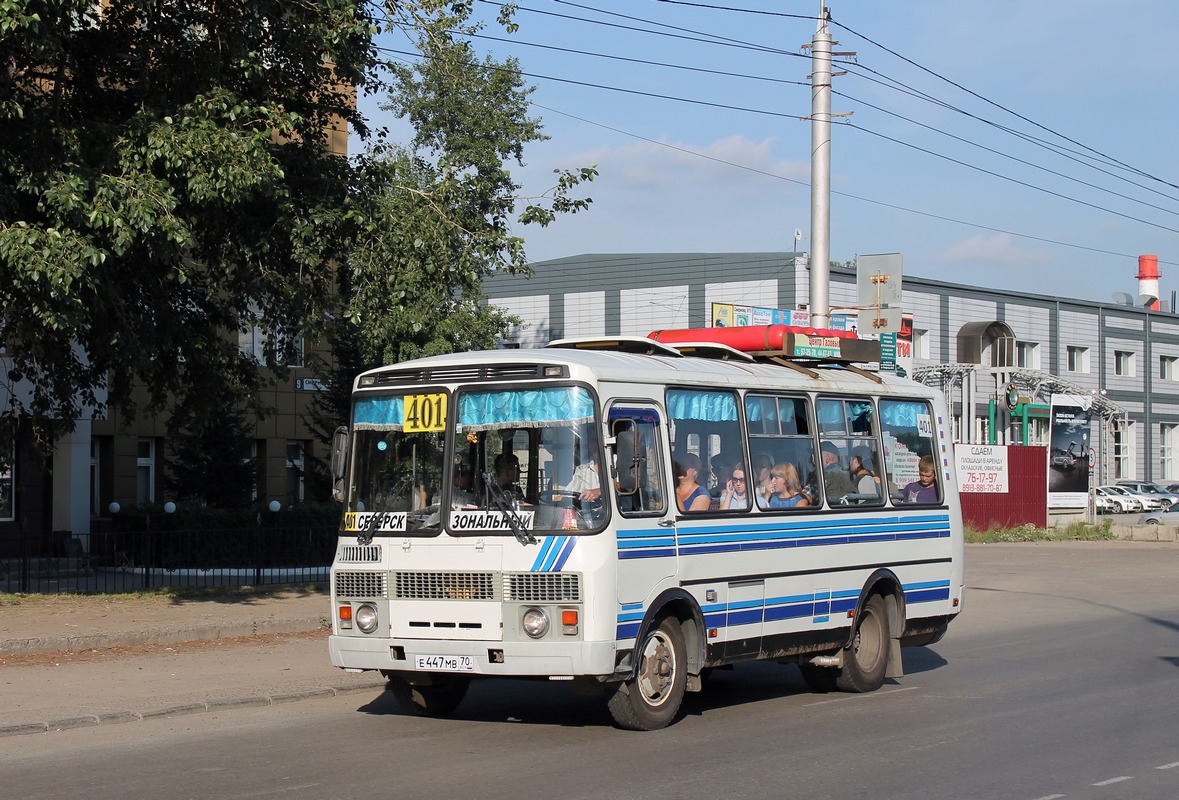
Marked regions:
[385,672,470,717]
[608,615,687,730]
[835,593,890,693]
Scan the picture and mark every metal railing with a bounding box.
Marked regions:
[0,521,338,594]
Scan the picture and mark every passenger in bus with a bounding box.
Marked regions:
[674,454,712,513]
[900,455,939,504]
[760,462,810,509]
[493,453,526,502]
[752,453,774,498]
[719,463,750,509]
[850,448,881,497]
[820,441,856,504]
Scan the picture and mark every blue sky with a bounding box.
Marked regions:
[359,0,1179,305]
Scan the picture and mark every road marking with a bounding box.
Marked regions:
[1092,776,1132,786]
[1031,794,1065,800]
[1157,762,1179,770]
[803,686,919,706]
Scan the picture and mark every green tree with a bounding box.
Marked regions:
[344,1,594,366]
[303,1,595,458]
[164,384,256,509]
[0,0,381,455]
[1,0,593,471]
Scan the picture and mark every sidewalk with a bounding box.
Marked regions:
[0,589,386,737]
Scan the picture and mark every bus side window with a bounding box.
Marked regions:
[610,413,666,515]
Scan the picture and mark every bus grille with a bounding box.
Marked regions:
[505,572,581,602]
[338,544,382,563]
[395,571,496,601]
[335,571,388,598]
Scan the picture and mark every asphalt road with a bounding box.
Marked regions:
[5,543,1179,800]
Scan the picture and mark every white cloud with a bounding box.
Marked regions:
[935,234,1053,265]
[515,135,811,260]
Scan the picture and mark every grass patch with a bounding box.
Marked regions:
[965,519,1116,544]
[0,582,328,608]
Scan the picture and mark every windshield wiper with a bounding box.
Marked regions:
[482,471,536,546]
[356,474,410,546]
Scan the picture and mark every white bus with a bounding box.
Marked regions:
[328,325,964,730]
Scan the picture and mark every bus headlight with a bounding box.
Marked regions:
[522,607,549,638]
[355,604,379,634]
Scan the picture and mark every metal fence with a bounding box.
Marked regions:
[0,520,339,594]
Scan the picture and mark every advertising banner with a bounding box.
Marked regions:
[711,303,735,326]
[1047,393,1092,508]
[955,444,1009,493]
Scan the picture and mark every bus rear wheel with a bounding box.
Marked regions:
[835,593,890,693]
[385,672,470,717]
[608,615,687,730]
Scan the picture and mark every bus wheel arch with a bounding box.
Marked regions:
[607,590,704,731]
[840,570,906,690]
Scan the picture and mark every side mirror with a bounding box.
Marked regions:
[330,426,350,503]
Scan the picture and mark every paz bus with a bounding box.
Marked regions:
[327,325,964,730]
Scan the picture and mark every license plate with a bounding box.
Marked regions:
[415,654,475,672]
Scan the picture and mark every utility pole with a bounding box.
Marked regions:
[804,4,853,328]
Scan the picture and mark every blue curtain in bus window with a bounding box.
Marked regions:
[667,389,738,422]
[458,387,595,430]
[354,396,405,430]
[880,399,923,427]
[817,399,845,434]
[849,401,874,433]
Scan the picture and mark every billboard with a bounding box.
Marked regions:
[1047,393,1092,508]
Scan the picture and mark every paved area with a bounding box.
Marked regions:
[0,589,385,737]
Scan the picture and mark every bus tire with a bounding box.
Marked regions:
[386,672,470,717]
[798,663,839,693]
[836,593,890,693]
[607,615,687,730]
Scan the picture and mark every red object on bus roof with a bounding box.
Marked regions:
[648,324,853,352]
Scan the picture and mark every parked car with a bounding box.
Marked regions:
[1138,509,1179,525]
[1096,486,1143,513]
[1095,494,1121,514]
[1116,480,1179,510]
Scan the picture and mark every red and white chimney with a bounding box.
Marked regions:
[1138,254,1160,310]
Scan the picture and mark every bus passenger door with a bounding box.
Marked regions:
[608,404,677,608]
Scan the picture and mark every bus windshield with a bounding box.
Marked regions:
[345,385,607,537]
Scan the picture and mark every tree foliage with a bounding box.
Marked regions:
[0,0,593,463]
[344,1,594,367]
[0,0,380,454]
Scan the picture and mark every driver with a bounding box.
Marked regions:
[558,454,603,504]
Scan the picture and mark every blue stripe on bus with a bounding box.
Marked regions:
[540,536,568,572]
[531,537,557,571]
[618,513,952,560]
[615,577,952,640]
[551,537,578,571]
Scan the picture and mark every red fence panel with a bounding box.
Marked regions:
[959,445,1047,530]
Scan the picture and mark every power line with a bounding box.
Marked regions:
[527,102,1176,268]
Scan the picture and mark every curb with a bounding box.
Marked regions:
[0,616,328,657]
[0,681,386,738]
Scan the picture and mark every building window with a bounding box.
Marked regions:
[0,448,13,522]
[1016,341,1040,370]
[1066,346,1089,373]
[285,441,306,504]
[1114,421,1135,480]
[239,305,304,367]
[136,438,156,505]
[913,329,930,360]
[1161,355,1178,381]
[1163,424,1179,480]
[1114,350,1136,377]
[90,439,101,517]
